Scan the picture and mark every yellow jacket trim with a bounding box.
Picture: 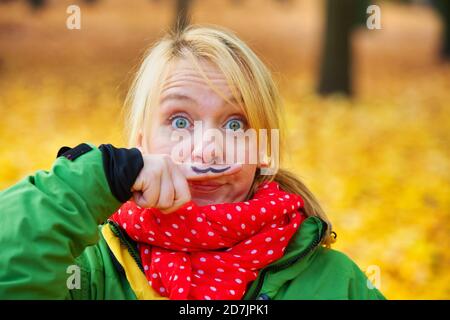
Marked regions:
[101,224,168,300]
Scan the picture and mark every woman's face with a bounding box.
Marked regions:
[138,58,257,206]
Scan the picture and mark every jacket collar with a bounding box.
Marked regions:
[243,215,327,300]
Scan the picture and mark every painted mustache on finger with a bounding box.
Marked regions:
[191,165,231,174]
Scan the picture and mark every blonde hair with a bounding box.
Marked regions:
[124,25,335,246]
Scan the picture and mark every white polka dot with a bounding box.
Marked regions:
[156,218,161,224]
[191,229,197,235]
[267,250,274,255]
[165,231,172,237]
[187,206,192,210]
[144,265,149,271]
[187,276,191,281]
[168,262,174,268]
[197,217,203,223]
[217,268,224,272]
[253,260,260,264]
[251,215,256,221]
[144,249,149,254]
[128,210,133,215]
[214,278,222,282]
[180,215,186,220]
[208,231,215,237]
[251,249,257,254]
[152,273,158,279]
[245,240,252,245]
[154,258,160,262]
[122,223,127,229]
[140,216,144,222]
[204,295,211,300]
[159,287,165,293]
[271,224,277,228]
[149,231,155,236]
[233,254,241,258]
[172,223,179,229]
[261,207,266,213]
[235,205,242,212]
[164,242,171,246]
[226,214,232,220]
[178,288,184,293]
[244,201,250,205]
[211,206,216,211]
[180,266,185,270]
[155,251,161,255]
[118,209,121,214]
[270,201,276,205]
[200,257,206,262]
[219,242,225,246]
[292,213,297,218]
[174,275,178,281]
[280,237,286,241]
[181,248,188,251]
[214,255,221,260]
[294,223,298,228]
[198,269,204,275]
[210,286,217,292]
[233,263,240,267]
[201,242,208,246]
[282,247,286,251]
[222,226,228,231]
[148,237,155,242]
[284,195,290,199]
[283,209,287,214]
[134,224,141,229]
[291,205,295,210]
[235,278,242,284]
[238,268,246,273]
[230,290,236,295]
[265,237,272,242]
[241,223,246,230]
[184,238,191,243]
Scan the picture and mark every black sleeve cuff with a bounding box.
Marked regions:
[98,144,144,203]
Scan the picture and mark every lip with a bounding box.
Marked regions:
[188,181,225,193]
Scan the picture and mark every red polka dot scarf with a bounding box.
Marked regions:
[109,181,306,300]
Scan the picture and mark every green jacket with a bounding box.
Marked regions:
[0,144,385,300]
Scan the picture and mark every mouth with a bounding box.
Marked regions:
[188,180,226,193]
[191,165,231,174]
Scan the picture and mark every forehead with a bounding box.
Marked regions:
[160,58,241,108]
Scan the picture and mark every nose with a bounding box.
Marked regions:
[191,125,225,165]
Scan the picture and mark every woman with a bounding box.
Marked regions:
[0,25,385,300]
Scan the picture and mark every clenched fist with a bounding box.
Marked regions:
[131,150,242,213]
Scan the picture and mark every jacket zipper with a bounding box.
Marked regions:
[107,220,145,273]
[246,219,328,300]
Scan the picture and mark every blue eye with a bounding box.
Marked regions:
[171,116,190,129]
[225,119,244,131]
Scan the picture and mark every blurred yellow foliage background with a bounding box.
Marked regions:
[0,0,448,299]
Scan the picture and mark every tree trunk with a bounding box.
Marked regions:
[174,0,192,32]
[318,0,356,96]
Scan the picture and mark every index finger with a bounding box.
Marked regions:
[177,163,243,181]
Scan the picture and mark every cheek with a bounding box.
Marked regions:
[145,125,176,155]
[227,164,257,195]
